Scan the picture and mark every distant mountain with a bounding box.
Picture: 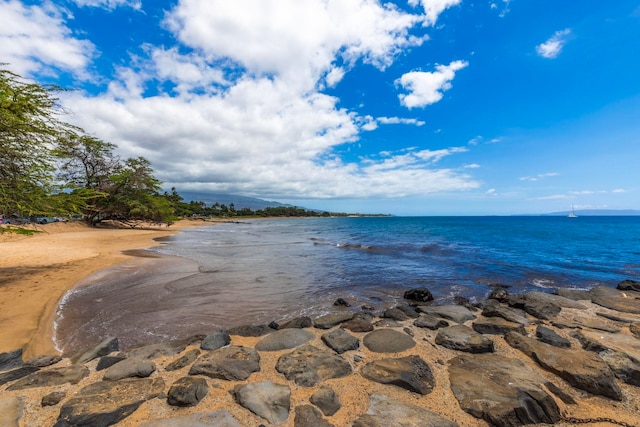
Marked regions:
[542,209,640,216]
[177,191,294,211]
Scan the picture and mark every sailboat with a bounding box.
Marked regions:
[568,205,578,218]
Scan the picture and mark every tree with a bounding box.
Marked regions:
[0,68,73,216]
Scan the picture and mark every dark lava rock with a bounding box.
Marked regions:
[373,318,402,328]
[310,385,341,416]
[618,279,640,292]
[435,325,494,353]
[488,288,509,302]
[201,330,231,350]
[189,346,260,381]
[524,291,587,309]
[341,318,374,333]
[472,317,526,335]
[396,305,420,318]
[403,287,434,303]
[275,344,351,387]
[481,301,530,326]
[555,288,592,301]
[96,356,126,372]
[0,366,39,387]
[255,329,314,351]
[416,305,476,324]
[42,391,66,407]
[448,353,560,427]
[0,349,23,372]
[544,381,577,405]
[361,355,435,395]
[7,365,89,391]
[228,324,273,337]
[103,358,155,381]
[363,329,416,353]
[522,300,561,320]
[413,314,449,330]
[321,328,359,354]
[536,325,571,348]
[233,382,290,425]
[333,297,351,307]
[278,316,313,329]
[25,355,61,368]
[138,410,241,427]
[590,286,640,314]
[54,377,165,427]
[505,331,622,400]
[313,312,354,329]
[165,349,200,372]
[167,376,208,407]
[71,337,119,364]
[382,308,410,321]
[352,394,458,427]
[294,405,334,427]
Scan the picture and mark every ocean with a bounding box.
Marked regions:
[54,216,640,352]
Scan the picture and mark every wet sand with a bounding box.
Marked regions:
[0,220,210,359]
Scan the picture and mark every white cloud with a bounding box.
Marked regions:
[0,0,94,76]
[519,172,559,182]
[536,29,571,59]
[486,188,497,196]
[71,0,141,10]
[377,116,426,126]
[490,0,511,18]
[408,0,461,26]
[612,188,626,193]
[396,60,468,108]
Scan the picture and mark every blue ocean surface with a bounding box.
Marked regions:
[54,216,640,351]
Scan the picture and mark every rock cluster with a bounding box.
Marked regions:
[2,282,640,426]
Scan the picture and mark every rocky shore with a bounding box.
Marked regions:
[2,281,640,427]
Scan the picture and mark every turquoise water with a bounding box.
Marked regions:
[55,216,640,351]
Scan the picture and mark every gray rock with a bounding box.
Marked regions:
[435,325,494,353]
[321,328,359,354]
[597,311,639,323]
[536,325,571,348]
[382,308,410,321]
[544,381,577,405]
[41,391,66,407]
[352,394,458,427]
[416,305,476,324]
[126,342,184,359]
[481,302,530,326]
[341,318,374,332]
[255,328,314,351]
[165,349,200,372]
[103,358,155,381]
[448,353,560,427]
[228,324,273,337]
[413,314,449,330]
[472,317,526,335]
[96,356,126,372]
[522,300,561,320]
[395,305,420,318]
[7,365,89,391]
[189,346,260,381]
[275,344,352,386]
[201,330,231,350]
[310,385,341,416]
[167,376,208,406]
[233,382,291,425]
[0,396,23,427]
[313,312,354,329]
[618,279,640,292]
[138,410,241,427]
[54,377,165,427]
[403,287,434,303]
[0,349,23,372]
[71,337,119,364]
[334,297,351,307]
[555,288,592,301]
[524,291,587,309]
[590,286,640,314]
[294,405,334,427]
[0,366,39,387]
[505,332,622,400]
[279,316,313,329]
[363,329,416,353]
[361,355,435,395]
[373,318,402,328]
[575,329,640,386]
[25,355,61,368]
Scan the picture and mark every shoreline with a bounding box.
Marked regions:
[0,219,213,359]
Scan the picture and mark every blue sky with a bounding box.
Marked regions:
[2,0,639,215]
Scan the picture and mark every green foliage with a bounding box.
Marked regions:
[0,226,39,235]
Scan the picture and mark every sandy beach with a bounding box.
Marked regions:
[0,220,209,359]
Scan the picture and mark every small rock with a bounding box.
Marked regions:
[278,317,313,329]
[25,355,61,368]
[617,279,640,292]
[544,381,577,405]
[96,356,126,372]
[333,298,351,307]
[165,349,200,372]
[103,358,156,381]
[42,391,66,407]
[473,317,526,335]
[233,382,291,425]
[413,314,449,330]
[189,346,260,381]
[522,301,561,320]
[313,312,354,329]
[255,329,314,351]
[555,288,592,301]
[310,385,341,416]
[167,376,208,406]
[275,344,351,387]
[341,318,374,332]
[435,325,494,353]
[382,308,410,321]
[353,394,458,427]
[395,305,420,318]
[322,328,359,354]
[201,330,231,350]
[481,302,530,326]
[536,325,571,348]
[373,318,402,328]
[363,329,416,353]
[361,304,375,311]
[403,288,434,303]
[294,405,334,427]
[361,355,435,395]
[416,305,476,324]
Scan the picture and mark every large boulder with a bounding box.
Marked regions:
[103,358,155,381]
[361,355,435,395]
[189,346,260,381]
[233,382,290,425]
[590,286,640,314]
[310,385,341,416]
[313,312,354,329]
[362,329,415,353]
[167,376,208,407]
[435,325,494,353]
[416,305,476,324]
[448,353,560,427]
[7,365,89,391]
[275,344,351,387]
